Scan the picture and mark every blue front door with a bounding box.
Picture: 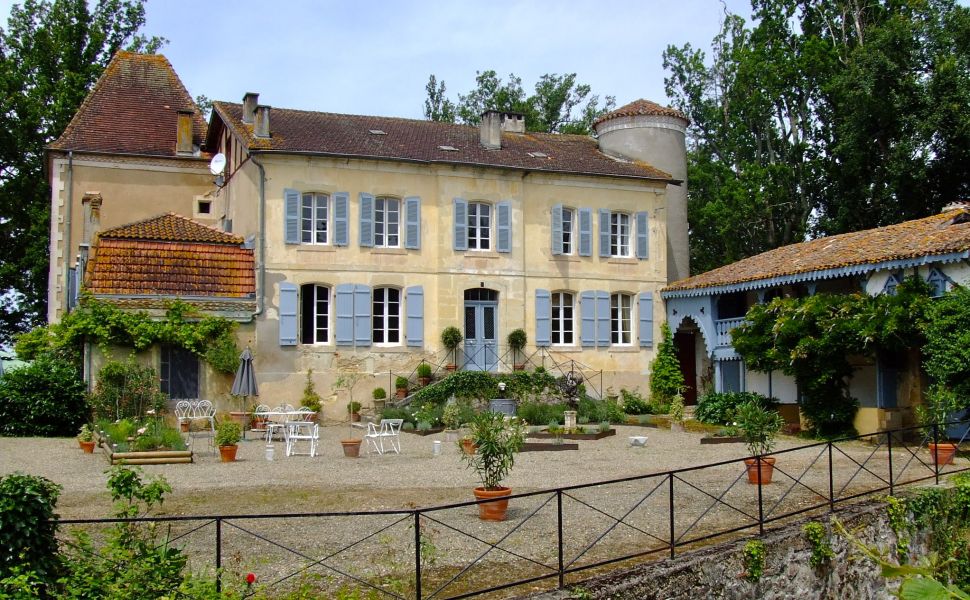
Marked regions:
[464,289,498,371]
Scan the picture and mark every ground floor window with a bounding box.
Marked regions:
[300,284,330,344]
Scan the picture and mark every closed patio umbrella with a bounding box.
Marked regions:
[231,347,259,399]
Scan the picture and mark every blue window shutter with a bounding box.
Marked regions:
[405,286,424,347]
[580,291,596,347]
[551,204,563,255]
[284,188,300,244]
[279,282,298,346]
[599,209,611,258]
[636,211,649,259]
[335,284,354,346]
[595,291,610,347]
[359,193,374,247]
[333,192,349,246]
[535,289,551,347]
[496,201,511,253]
[453,198,468,251]
[638,292,654,347]
[405,196,421,249]
[354,284,371,347]
[578,208,592,256]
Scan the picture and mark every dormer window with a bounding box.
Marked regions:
[927,268,949,297]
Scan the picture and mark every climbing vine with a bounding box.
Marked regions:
[742,539,766,582]
[802,522,834,568]
[15,297,241,374]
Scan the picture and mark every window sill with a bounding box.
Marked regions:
[607,257,638,265]
[371,247,407,255]
[550,345,583,353]
[608,346,639,353]
[297,245,336,253]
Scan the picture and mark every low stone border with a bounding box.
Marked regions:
[700,436,745,445]
[402,427,445,436]
[520,442,580,452]
[528,429,617,441]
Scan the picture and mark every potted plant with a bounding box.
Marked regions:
[736,399,785,484]
[215,420,242,462]
[395,376,410,400]
[417,363,433,387]
[300,369,322,420]
[459,411,526,521]
[507,328,527,370]
[441,326,463,371]
[372,387,387,412]
[77,424,96,453]
[334,372,365,457]
[669,393,686,432]
[442,401,462,442]
[347,401,362,422]
[919,385,963,465]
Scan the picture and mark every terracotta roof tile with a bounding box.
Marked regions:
[99,213,243,244]
[49,51,207,157]
[210,102,673,182]
[665,207,970,293]
[593,99,689,126]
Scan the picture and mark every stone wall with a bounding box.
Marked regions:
[521,499,926,600]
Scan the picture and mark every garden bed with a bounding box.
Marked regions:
[528,429,616,441]
[700,436,745,445]
[520,442,579,452]
[402,427,445,436]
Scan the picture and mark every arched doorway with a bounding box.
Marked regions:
[464,288,499,371]
[673,317,710,405]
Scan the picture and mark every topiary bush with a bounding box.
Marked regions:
[696,391,778,425]
[0,473,62,590]
[649,323,685,406]
[0,356,87,437]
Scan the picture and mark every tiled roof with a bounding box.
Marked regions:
[48,51,207,157]
[593,99,689,126]
[664,207,970,293]
[86,214,254,298]
[210,102,674,182]
[99,213,243,244]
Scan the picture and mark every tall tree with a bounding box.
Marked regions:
[0,0,164,344]
[423,70,615,135]
[664,0,970,274]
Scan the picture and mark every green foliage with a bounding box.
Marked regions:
[577,396,625,424]
[346,401,362,414]
[373,387,387,400]
[423,70,615,135]
[620,388,651,415]
[0,355,87,436]
[441,401,463,429]
[301,369,322,412]
[696,391,778,425]
[214,420,241,447]
[517,401,566,426]
[803,522,834,568]
[100,417,186,453]
[922,287,970,398]
[77,424,94,442]
[417,421,432,432]
[669,394,685,424]
[87,357,165,421]
[736,400,784,456]
[649,323,685,405]
[742,539,766,582]
[416,363,433,379]
[461,411,525,490]
[409,369,561,407]
[507,328,527,351]
[412,402,440,427]
[0,473,61,591]
[395,376,409,390]
[440,326,463,350]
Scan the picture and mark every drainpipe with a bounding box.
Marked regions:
[250,155,266,320]
[63,151,74,314]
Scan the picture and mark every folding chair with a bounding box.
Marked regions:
[285,421,319,457]
[363,419,403,455]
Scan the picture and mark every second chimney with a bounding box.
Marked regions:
[81,192,103,246]
[480,110,502,149]
[254,105,271,138]
[242,92,259,124]
[176,110,194,154]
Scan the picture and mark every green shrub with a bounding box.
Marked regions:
[373,387,387,400]
[598,421,610,433]
[517,401,566,426]
[87,357,165,422]
[577,396,625,424]
[413,402,441,426]
[649,323,685,405]
[381,407,412,423]
[301,369,322,412]
[696,391,778,425]
[0,473,62,590]
[402,421,415,431]
[620,388,652,415]
[417,421,432,432]
[395,376,409,390]
[0,356,87,436]
[214,421,241,446]
[416,363,433,378]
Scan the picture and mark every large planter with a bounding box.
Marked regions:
[396,388,408,400]
[229,411,250,429]
[744,456,776,484]
[460,438,477,455]
[929,442,958,465]
[219,445,238,463]
[418,376,432,387]
[79,440,96,453]
[473,486,512,521]
[341,439,362,458]
[373,399,386,412]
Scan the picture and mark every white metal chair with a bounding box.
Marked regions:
[363,419,403,455]
[265,404,295,442]
[285,420,319,457]
[249,404,271,440]
[174,399,216,453]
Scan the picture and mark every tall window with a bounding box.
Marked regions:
[610,213,630,257]
[552,292,574,345]
[300,284,329,344]
[468,202,491,250]
[611,293,632,345]
[372,287,401,344]
[561,208,574,254]
[301,193,329,244]
[375,196,400,247]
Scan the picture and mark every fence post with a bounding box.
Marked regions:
[933,423,940,485]
[557,490,564,589]
[414,511,422,600]
[828,441,835,512]
[887,430,894,496]
[668,473,675,559]
[215,517,222,593]
[756,456,764,536]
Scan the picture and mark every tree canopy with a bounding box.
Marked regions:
[423,70,615,135]
[664,0,970,275]
[0,0,164,344]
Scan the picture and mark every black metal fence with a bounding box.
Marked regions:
[55,419,970,599]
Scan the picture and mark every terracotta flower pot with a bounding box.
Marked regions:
[219,445,238,462]
[418,376,432,387]
[396,388,408,400]
[180,421,190,433]
[229,411,250,429]
[744,456,776,484]
[445,364,457,372]
[513,363,526,371]
[929,442,958,465]
[473,486,512,521]
[79,440,96,453]
[351,412,361,422]
[461,438,477,455]
[341,439,362,458]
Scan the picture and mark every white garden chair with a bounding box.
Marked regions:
[363,419,403,455]
[285,420,319,457]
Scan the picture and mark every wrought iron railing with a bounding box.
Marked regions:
[54,419,970,598]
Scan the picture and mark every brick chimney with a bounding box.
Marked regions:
[81,192,103,245]
[254,105,271,138]
[176,110,194,154]
[479,110,525,149]
[242,92,259,124]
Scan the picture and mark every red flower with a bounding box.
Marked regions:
[245,572,257,585]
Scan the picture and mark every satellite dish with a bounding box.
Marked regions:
[209,153,226,176]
